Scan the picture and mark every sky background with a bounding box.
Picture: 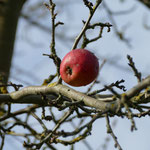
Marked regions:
[3,0,150,150]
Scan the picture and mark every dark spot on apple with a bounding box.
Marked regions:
[66,66,72,75]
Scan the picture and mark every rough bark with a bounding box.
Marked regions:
[0,0,26,83]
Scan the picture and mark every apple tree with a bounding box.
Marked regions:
[1,0,150,150]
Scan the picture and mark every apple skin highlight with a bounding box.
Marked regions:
[60,49,99,87]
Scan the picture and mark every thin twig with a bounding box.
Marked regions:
[24,109,73,149]
[0,105,39,122]
[127,55,142,82]
[88,79,126,96]
[71,0,102,50]
[105,114,123,150]
[31,112,47,131]
[44,0,62,77]
[0,130,5,150]
[121,94,137,131]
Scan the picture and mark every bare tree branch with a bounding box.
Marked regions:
[0,75,150,112]
[71,0,103,50]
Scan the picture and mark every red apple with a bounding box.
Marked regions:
[60,49,99,87]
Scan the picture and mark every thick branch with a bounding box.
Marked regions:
[126,75,150,98]
[0,84,116,112]
[0,0,27,83]
[0,76,150,111]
